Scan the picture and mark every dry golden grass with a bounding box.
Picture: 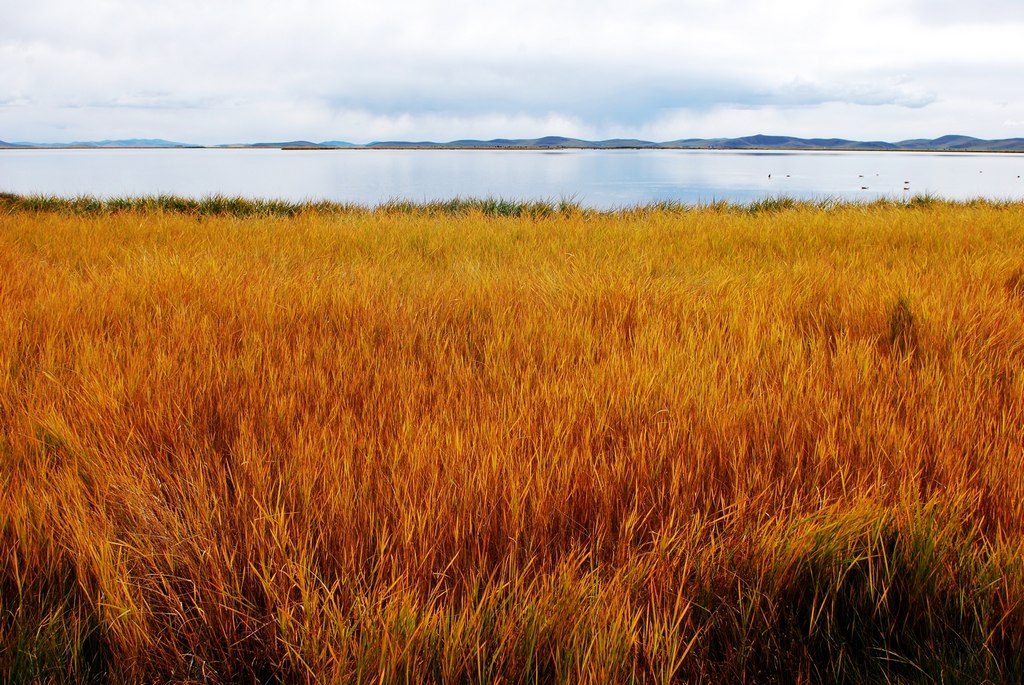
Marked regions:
[2,196,1024,683]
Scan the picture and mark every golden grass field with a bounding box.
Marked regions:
[2,195,1023,683]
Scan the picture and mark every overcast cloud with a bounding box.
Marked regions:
[2,0,1022,143]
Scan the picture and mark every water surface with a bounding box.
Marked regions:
[2,148,1022,209]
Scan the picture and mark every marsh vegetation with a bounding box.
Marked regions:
[2,195,1023,682]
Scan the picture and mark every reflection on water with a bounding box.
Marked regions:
[1,148,1022,209]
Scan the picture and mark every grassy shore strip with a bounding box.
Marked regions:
[0,192,584,218]
[0,190,999,218]
[2,200,1024,682]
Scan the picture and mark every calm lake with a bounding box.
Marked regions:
[2,148,1022,209]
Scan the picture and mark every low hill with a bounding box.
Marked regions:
[3,139,197,148]
[69,139,196,148]
[895,135,1024,152]
[243,141,321,148]
[663,135,899,151]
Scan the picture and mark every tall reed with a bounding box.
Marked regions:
[2,197,1023,682]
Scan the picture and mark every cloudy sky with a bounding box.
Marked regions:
[2,0,1022,144]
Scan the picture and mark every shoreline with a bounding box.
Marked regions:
[2,192,1019,219]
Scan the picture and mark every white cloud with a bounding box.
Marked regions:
[1,0,1023,142]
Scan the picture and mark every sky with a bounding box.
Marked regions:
[2,0,1023,144]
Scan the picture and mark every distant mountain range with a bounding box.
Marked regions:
[0,138,199,149]
[359,134,1024,151]
[3,134,1023,151]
